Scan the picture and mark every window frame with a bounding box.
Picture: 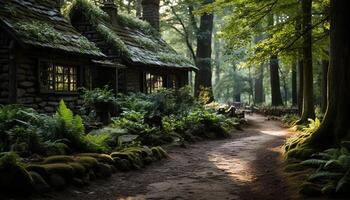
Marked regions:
[145,72,165,94]
[38,59,80,94]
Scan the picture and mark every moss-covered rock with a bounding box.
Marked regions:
[111,151,143,169]
[26,164,50,180]
[143,156,156,165]
[151,146,169,160]
[68,162,86,178]
[77,153,114,165]
[29,171,51,193]
[94,162,112,178]
[75,156,99,169]
[41,163,74,179]
[43,155,74,164]
[113,158,132,171]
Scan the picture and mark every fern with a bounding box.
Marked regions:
[301,159,327,167]
[336,170,350,193]
[308,171,343,181]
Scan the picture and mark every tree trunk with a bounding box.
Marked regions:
[297,60,304,115]
[307,0,350,147]
[194,0,214,101]
[270,55,283,106]
[214,39,221,84]
[321,59,329,113]
[300,0,315,122]
[254,64,264,104]
[292,62,298,106]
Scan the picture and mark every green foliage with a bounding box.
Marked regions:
[96,24,129,55]
[284,118,321,155]
[282,114,300,126]
[65,0,109,22]
[0,152,34,194]
[81,86,116,106]
[117,12,158,36]
[14,20,99,53]
[287,146,350,196]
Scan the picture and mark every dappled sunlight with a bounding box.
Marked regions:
[208,153,255,183]
[260,129,288,136]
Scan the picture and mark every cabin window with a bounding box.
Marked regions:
[40,62,78,92]
[145,73,164,93]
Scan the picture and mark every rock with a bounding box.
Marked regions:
[43,155,74,164]
[26,88,35,93]
[44,106,55,112]
[41,163,74,179]
[113,158,132,172]
[47,101,58,106]
[49,173,66,190]
[19,81,34,88]
[76,156,99,169]
[29,171,51,192]
[94,163,112,178]
[68,162,86,178]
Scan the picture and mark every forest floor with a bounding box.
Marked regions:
[34,114,303,200]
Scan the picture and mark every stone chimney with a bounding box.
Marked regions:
[141,0,160,32]
[102,0,118,25]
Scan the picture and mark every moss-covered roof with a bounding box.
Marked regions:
[68,0,196,70]
[0,0,104,57]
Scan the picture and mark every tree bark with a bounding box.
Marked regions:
[270,55,283,106]
[292,62,298,106]
[300,0,315,122]
[307,0,350,147]
[214,39,221,84]
[254,64,264,104]
[297,60,304,115]
[194,0,214,101]
[321,59,329,113]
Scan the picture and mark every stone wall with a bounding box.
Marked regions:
[16,57,81,113]
[0,31,10,104]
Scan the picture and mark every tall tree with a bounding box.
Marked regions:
[194,0,214,100]
[270,55,283,106]
[292,62,298,106]
[254,64,264,104]
[307,0,350,147]
[321,59,329,113]
[299,0,315,122]
[268,15,283,106]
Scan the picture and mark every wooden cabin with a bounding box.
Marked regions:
[69,0,197,94]
[0,0,108,112]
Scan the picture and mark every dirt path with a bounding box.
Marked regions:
[37,114,296,200]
